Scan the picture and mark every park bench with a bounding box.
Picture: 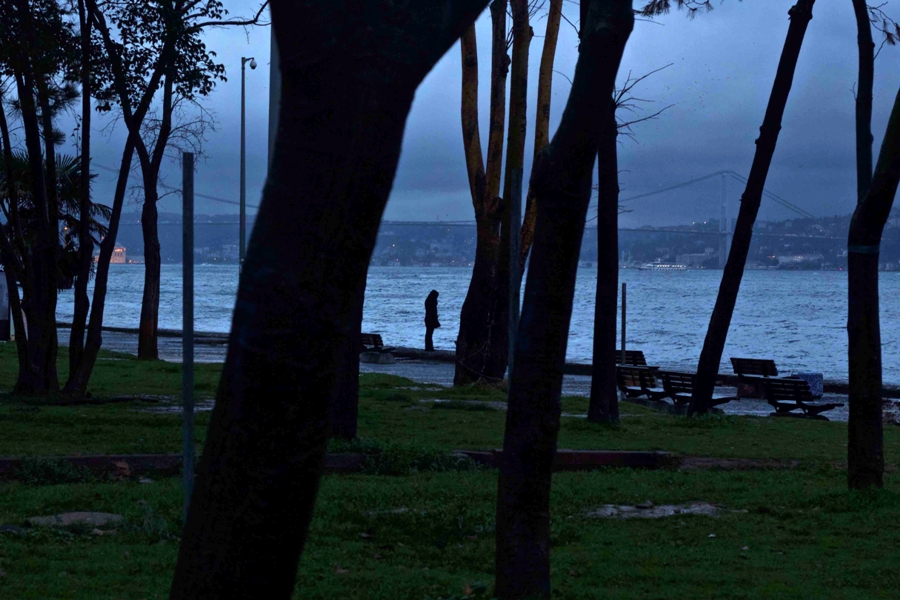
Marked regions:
[731,357,780,377]
[763,377,843,418]
[659,371,738,408]
[360,333,393,353]
[616,366,667,401]
[731,357,781,398]
[615,350,647,367]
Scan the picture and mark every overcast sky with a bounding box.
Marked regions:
[78,0,900,227]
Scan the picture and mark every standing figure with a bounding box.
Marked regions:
[424,290,440,351]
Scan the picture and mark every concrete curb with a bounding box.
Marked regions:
[0,450,675,480]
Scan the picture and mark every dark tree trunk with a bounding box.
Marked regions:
[330,280,364,439]
[500,0,531,358]
[13,32,58,394]
[138,193,160,360]
[456,218,505,385]
[69,0,93,375]
[64,137,136,397]
[0,89,29,388]
[169,2,488,597]
[847,86,900,490]
[690,0,815,415]
[36,82,60,394]
[519,0,562,269]
[2,265,28,385]
[851,0,874,202]
[495,1,633,597]
[455,0,510,386]
[588,108,619,423]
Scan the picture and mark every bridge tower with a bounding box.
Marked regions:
[718,173,732,269]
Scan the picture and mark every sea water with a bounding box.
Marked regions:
[55,264,900,384]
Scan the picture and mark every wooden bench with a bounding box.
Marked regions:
[763,378,843,418]
[731,357,779,378]
[615,350,647,367]
[360,333,392,353]
[616,366,667,401]
[659,371,738,407]
[731,357,780,398]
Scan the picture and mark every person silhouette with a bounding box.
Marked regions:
[424,290,440,351]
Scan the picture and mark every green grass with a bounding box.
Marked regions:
[1,470,899,599]
[3,342,900,597]
[2,343,900,465]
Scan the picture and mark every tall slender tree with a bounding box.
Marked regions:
[69,0,94,376]
[852,0,875,202]
[88,0,265,361]
[0,0,79,394]
[169,2,490,596]
[686,0,816,414]
[588,107,620,422]
[588,67,671,423]
[455,0,510,386]
[495,0,633,596]
[519,0,562,270]
[847,86,900,490]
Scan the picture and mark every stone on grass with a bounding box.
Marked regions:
[0,524,24,535]
[27,512,123,529]
[584,502,734,519]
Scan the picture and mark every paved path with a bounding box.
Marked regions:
[56,327,851,421]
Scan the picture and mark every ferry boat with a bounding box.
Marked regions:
[638,262,687,271]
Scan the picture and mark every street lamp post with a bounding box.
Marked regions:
[240,56,257,269]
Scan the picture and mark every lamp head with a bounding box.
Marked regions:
[249,58,257,70]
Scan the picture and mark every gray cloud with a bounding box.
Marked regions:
[75,0,900,225]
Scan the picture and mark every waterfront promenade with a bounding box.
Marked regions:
[53,326,853,421]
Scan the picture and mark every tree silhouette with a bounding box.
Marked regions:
[169,1,490,596]
[847,85,900,489]
[495,1,633,596]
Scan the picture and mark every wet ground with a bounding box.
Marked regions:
[56,327,851,421]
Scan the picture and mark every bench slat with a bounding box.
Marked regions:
[731,357,779,377]
[615,350,647,367]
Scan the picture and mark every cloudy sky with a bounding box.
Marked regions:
[80,0,900,227]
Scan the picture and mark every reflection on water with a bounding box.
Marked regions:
[56,265,900,383]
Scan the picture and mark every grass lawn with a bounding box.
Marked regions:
[1,342,899,598]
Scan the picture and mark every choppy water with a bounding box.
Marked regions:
[55,265,900,383]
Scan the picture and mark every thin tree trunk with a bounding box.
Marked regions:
[138,192,160,360]
[455,0,510,386]
[64,137,136,397]
[13,33,57,394]
[485,0,508,200]
[588,108,619,423]
[136,38,175,363]
[499,0,531,351]
[520,0,562,269]
[495,1,633,597]
[689,0,816,415]
[851,0,874,202]
[847,86,900,489]
[169,2,488,596]
[70,0,93,374]
[0,90,30,388]
[1,255,28,386]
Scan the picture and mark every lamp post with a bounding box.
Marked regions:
[240,56,257,269]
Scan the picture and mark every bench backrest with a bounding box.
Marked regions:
[661,371,694,394]
[615,350,647,367]
[360,333,384,349]
[764,378,814,402]
[731,357,779,377]
[617,366,658,389]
